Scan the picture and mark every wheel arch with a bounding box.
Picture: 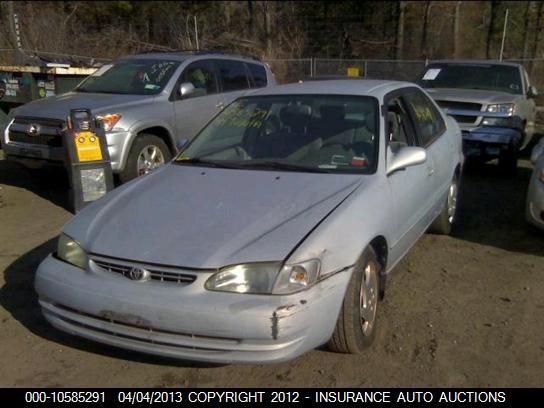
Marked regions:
[136,126,176,156]
[368,236,388,299]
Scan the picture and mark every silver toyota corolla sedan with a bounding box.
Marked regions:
[35,80,464,364]
[526,138,544,230]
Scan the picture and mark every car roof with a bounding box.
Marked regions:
[246,79,415,98]
[427,59,522,68]
[119,51,263,64]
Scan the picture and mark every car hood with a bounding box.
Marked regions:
[64,164,364,268]
[10,91,154,120]
[425,88,516,105]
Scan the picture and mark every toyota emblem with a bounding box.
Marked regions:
[127,267,151,282]
[27,124,40,136]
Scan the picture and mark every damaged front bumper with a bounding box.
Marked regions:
[34,254,351,364]
[444,108,523,159]
[462,126,521,159]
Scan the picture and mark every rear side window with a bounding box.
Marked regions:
[247,63,268,88]
[217,60,250,92]
[404,89,446,147]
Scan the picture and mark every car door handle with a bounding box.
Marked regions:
[427,165,434,176]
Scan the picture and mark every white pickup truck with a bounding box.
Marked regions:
[417,60,538,173]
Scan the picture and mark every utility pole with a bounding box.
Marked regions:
[194,15,199,51]
[499,9,509,61]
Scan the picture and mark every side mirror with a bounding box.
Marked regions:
[176,138,189,151]
[179,82,195,98]
[387,146,427,176]
[528,85,538,99]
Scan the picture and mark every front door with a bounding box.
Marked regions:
[173,60,223,141]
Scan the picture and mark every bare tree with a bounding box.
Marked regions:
[247,1,255,38]
[522,1,532,59]
[262,1,273,57]
[531,1,543,58]
[395,1,406,60]
[486,1,498,59]
[421,1,432,58]
[453,1,462,59]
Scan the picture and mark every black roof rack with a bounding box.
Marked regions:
[132,49,261,61]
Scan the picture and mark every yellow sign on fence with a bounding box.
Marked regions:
[347,67,360,77]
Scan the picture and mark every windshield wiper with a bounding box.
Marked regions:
[237,160,332,173]
[173,157,243,169]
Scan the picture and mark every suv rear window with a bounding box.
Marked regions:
[217,60,250,92]
[247,63,268,88]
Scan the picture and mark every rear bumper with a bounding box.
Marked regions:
[35,254,350,364]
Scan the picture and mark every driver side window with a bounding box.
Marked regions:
[386,97,416,154]
[179,61,218,98]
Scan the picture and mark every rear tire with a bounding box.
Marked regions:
[327,246,380,353]
[119,134,171,183]
[429,176,458,235]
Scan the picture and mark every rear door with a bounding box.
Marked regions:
[215,59,253,108]
[403,88,451,215]
[172,59,222,141]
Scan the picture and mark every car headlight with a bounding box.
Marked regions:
[96,113,122,131]
[486,104,514,115]
[57,233,88,269]
[205,259,321,295]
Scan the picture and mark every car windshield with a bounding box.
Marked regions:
[76,59,180,95]
[417,63,523,95]
[175,94,379,174]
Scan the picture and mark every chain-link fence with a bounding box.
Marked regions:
[313,59,427,82]
[2,49,543,99]
[265,58,544,94]
[265,58,429,83]
[264,59,312,84]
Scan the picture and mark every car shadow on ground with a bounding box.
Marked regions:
[0,238,223,368]
[0,156,72,212]
[453,149,543,257]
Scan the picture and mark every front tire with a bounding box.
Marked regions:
[327,246,380,353]
[119,134,171,183]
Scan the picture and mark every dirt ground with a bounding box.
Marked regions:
[0,145,543,388]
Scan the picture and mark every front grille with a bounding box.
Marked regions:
[436,101,482,112]
[91,256,197,285]
[8,116,65,147]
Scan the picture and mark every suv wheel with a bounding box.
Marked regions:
[119,134,172,183]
